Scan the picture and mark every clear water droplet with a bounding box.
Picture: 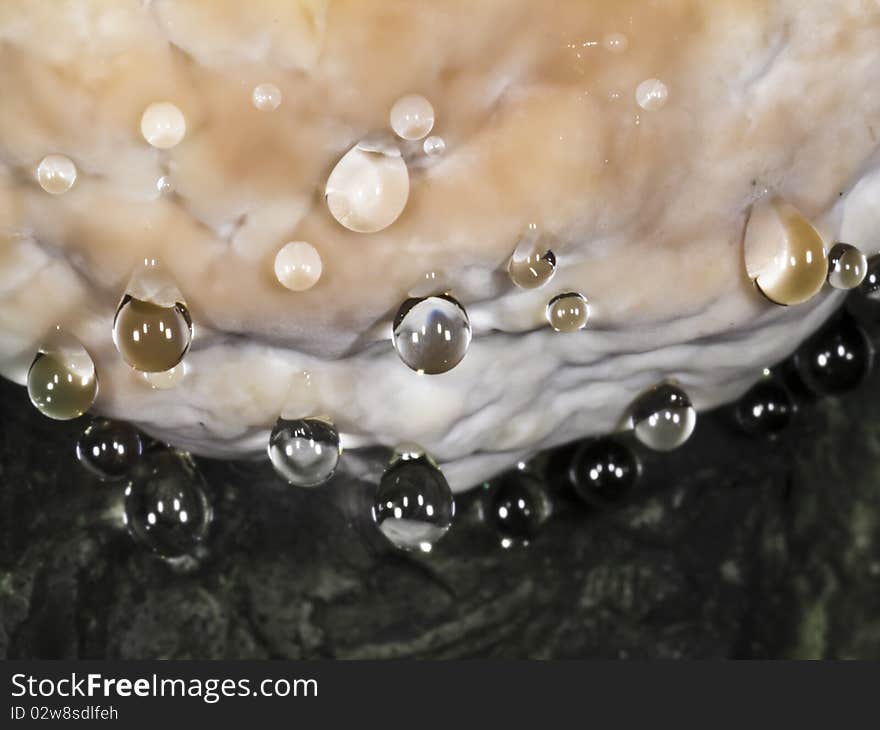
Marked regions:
[546,292,589,332]
[423,136,446,157]
[113,259,193,373]
[508,225,557,289]
[734,379,795,437]
[486,470,550,547]
[390,94,435,140]
[635,79,668,111]
[252,83,282,111]
[274,241,322,291]
[76,418,143,480]
[372,452,454,552]
[156,175,174,195]
[325,140,409,233]
[140,102,186,149]
[36,154,77,194]
[27,332,98,420]
[392,294,472,374]
[794,314,873,395]
[124,450,211,559]
[827,242,867,290]
[629,383,696,451]
[568,437,640,505]
[267,417,341,487]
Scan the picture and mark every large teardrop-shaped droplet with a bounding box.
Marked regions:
[508,224,557,289]
[744,195,827,306]
[392,294,471,374]
[76,418,143,480]
[325,138,409,233]
[629,382,696,452]
[27,331,98,420]
[372,451,455,552]
[123,450,211,559]
[112,259,193,373]
[267,416,341,487]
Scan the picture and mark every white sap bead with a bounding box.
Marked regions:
[274,241,323,291]
[390,94,435,140]
[140,102,187,149]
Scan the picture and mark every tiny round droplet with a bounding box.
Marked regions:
[735,379,795,437]
[252,83,282,111]
[392,294,472,374]
[486,470,550,547]
[27,340,98,421]
[635,79,668,111]
[36,154,77,194]
[509,225,557,289]
[603,32,628,53]
[423,136,446,157]
[630,383,696,452]
[372,454,454,552]
[113,296,193,373]
[546,292,589,332]
[794,315,873,395]
[827,242,867,290]
[325,141,409,233]
[124,450,211,559]
[156,176,174,195]
[390,94,435,140]
[268,417,341,487]
[76,419,143,480]
[568,437,640,505]
[274,241,323,292]
[140,102,186,149]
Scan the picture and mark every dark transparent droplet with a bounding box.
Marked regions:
[372,454,455,551]
[392,294,471,374]
[486,470,550,546]
[857,255,880,302]
[76,419,143,480]
[267,417,340,487]
[735,380,795,437]
[124,450,211,559]
[629,383,696,451]
[568,437,640,505]
[794,315,873,395]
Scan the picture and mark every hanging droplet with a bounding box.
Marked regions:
[274,241,323,292]
[485,470,551,548]
[568,437,640,505]
[267,417,341,487]
[123,450,211,559]
[508,224,557,289]
[635,79,668,111]
[827,242,867,290]
[392,294,471,374]
[372,452,454,552]
[36,154,77,194]
[27,333,98,420]
[794,314,873,395]
[252,83,282,111]
[140,102,186,149]
[546,292,589,332]
[858,255,880,302]
[423,136,446,157]
[735,379,795,437]
[744,195,827,306]
[390,94,435,140]
[76,419,143,480]
[629,382,696,451]
[113,259,193,373]
[325,139,409,233]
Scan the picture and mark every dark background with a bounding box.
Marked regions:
[1,302,879,660]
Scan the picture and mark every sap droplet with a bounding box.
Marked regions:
[390,94,435,140]
[486,470,551,547]
[603,32,628,53]
[568,437,640,505]
[267,417,341,487]
[76,419,143,480]
[112,259,193,373]
[629,383,696,452]
[794,314,873,395]
[325,141,409,233]
[36,154,77,194]
[392,294,472,374]
[744,196,827,306]
[827,242,867,290]
[274,241,322,291]
[124,450,211,559]
[635,79,668,111]
[140,102,186,149]
[735,379,795,437]
[508,225,557,289]
[546,292,589,332]
[156,176,174,195]
[372,452,454,552]
[423,136,446,157]
[27,333,98,420]
[252,83,282,111]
